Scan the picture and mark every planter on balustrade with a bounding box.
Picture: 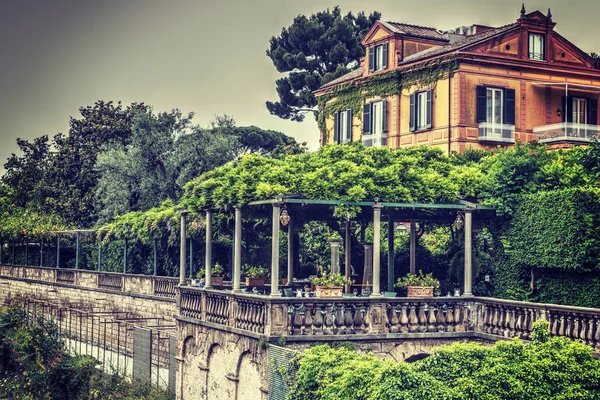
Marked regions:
[407,286,434,298]
[245,277,265,287]
[315,285,343,298]
[211,277,224,286]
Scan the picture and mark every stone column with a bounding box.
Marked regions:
[287,219,293,284]
[371,204,382,297]
[463,210,474,297]
[205,210,213,289]
[344,220,352,293]
[179,211,188,286]
[409,221,417,274]
[329,240,341,274]
[270,203,281,297]
[387,213,394,291]
[233,207,242,293]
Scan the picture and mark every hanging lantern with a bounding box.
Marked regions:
[280,209,290,226]
[455,213,464,230]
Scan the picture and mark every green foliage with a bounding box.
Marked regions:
[266,7,381,121]
[288,330,600,400]
[311,273,353,288]
[0,207,70,240]
[275,336,287,347]
[506,188,600,272]
[198,262,224,278]
[243,265,269,278]
[395,270,440,289]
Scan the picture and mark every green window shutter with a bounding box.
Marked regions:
[382,43,388,69]
[346,109,353,142]
[409,93,416,132]
[564,96,574,123]
[503,88,516,125]
[476,86,487,123]
[589,99,598,125]
[426,89,432,129]
[369,47,375,72]
[333,112,340,144]
[382,100,388,133]
[363,103,372,134]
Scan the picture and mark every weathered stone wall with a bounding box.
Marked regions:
[0,275,176,321]
[177,318,268,400]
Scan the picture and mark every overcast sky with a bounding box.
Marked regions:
[1,0,599,175]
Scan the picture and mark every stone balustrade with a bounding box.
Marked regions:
[0,264,181,300]
[177,289,600,350]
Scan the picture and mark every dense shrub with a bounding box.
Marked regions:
[288,322,600,400]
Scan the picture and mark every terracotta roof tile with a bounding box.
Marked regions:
[382,21,448,42]
[319,67,364,89]
[401,23,519,64]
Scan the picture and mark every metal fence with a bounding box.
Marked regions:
[20,297,177,393]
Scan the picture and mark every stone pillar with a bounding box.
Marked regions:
[205,210,213,289]
[344,220,351,293]
[387,213,394,291]
[270,203,281,297]
[463,211,474,297]
[179,211,188,286]
[329,240,341,274]
[409,221,417,274]
[233,207,242,293]
[287,219,293,284]
[371,204,382,297]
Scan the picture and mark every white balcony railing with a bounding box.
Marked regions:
[362,132,387,148]
[533,122,600,143]
[478,123,515,143]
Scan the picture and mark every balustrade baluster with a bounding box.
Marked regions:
[566,314,574,339]
[491,306,499,335]
[408,304,418,333]
[344,305,354,334]
[399,303,409,333]
[446,303,455,332]
[313,304,324,335]
[595,319,600,350]
[580,316,589,344]
[427,304,436,332]
[455,304,465,333]
[389,304,400,333]
[337,303,346,334]
[436,303,446,332]
[305,303,314,335]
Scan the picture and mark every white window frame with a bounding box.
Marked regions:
[529,33,545,60]
[486,88,503,125]
[375,45,384,71]
[340,110,350,143]
[572,97,587,125]
[372,101,383,134]
[416,92,427,130]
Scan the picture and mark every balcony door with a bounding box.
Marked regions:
[486,88,503,133]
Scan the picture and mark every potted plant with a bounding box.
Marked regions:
[244,265,269,287]
[197,263,225,286]
[395,270,439,298]
[311,273,353,298]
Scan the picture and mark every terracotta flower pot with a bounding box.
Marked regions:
[315,285,343,298]
[407,286,434,298]
[211,277,224,286]
[245,277,265,287]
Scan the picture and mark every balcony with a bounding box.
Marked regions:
[533,122,600,144]
[478,123,515,143]
[362,132,387,148]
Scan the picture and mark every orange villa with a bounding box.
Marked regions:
[314,6,600,153]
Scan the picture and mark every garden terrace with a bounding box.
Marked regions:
[194,196,498,298]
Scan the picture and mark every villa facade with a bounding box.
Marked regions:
[315,7,600,153]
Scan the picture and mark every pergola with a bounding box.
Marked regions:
[183,197,498,298]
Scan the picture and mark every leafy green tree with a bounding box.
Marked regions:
[94,108,192,224]
[266,7,380,121]
[2,135,52,212]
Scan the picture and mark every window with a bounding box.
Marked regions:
[369,43,388,72]
[476,86,515,125]
[572,98,587,125]
[529,33,545,60]
[333,109,352,144]
[486,88,503,124]
[563,96,597,125]
[362,100,387,135]
[409,89,432,131]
